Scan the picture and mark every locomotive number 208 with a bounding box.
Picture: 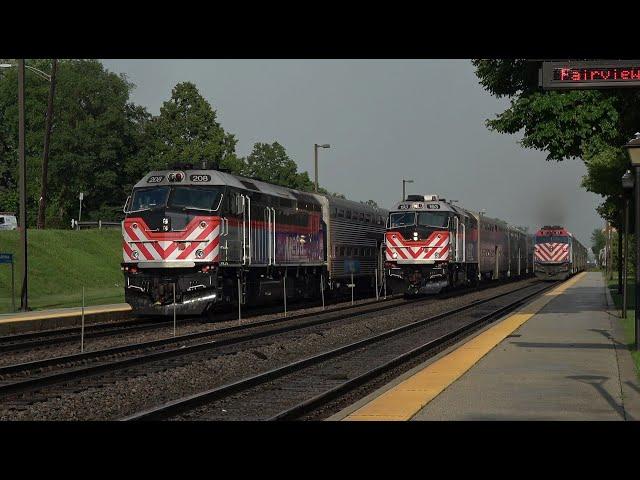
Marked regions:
[190,174,211,182]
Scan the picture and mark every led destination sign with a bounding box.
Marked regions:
[541,61,640,89]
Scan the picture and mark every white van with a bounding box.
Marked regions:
[0,213,18,231]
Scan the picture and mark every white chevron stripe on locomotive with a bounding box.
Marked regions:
[385,231,449,261]
[535,242,568,262]
[122,219,220,262]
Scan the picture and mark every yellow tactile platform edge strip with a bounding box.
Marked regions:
[0,304,132,325]
[343,273,586,421]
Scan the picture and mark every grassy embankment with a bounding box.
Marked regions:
[606,273,640,375]
[0,229,124,314]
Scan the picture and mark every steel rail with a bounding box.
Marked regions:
[0,293,401,353]
[0,294,414,395]
[269,282,559,420]
[120,281,555,421]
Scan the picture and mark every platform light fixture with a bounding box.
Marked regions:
[626,132,640,166]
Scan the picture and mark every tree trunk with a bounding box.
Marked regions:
[618,227,623,294]
[36,59,57,230]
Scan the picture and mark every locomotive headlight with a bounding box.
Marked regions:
[392,252,398,259]
[413,232,418,241]
[196,249,205,258]
[200,221,207,228]
[131,250,139,260]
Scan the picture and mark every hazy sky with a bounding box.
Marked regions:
[101,59,603,246]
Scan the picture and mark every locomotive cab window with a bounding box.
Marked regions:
[537,236,568,244]
[169,186,224,211]
[417,212,449,228]
[389,212,415,228]
[130,186,170,212]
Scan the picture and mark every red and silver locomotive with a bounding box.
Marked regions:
[534,225,587,280]
[121,169,387,316]
[384,194,534,295]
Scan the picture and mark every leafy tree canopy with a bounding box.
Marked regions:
[0,64,334,227]
[472,59,640,228]
[0,59,147,227]
[134,82,241,175]
[241,141,314,192]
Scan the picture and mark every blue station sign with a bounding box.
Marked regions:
[0,253,13,264]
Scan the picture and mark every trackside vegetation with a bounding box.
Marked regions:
[0,229,123,314]
[607,276,640,377]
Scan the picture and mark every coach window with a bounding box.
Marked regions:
[346,210,352,219]
[338,209,345,218]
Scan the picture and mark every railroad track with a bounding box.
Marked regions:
[121,280,558,421]
[0,277,530,355]
[0,278,535,403]
[0,277,540,419]
[0,292,397,354]
[0,292,417,397]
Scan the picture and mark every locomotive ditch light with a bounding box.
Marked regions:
[625,133,640,166]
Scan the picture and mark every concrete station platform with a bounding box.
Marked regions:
[333,272,640,421]
[0,303,132,335]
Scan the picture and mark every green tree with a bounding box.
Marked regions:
[591,228,606,257]
[0,59,148,227]
[134,82,241,176]
[362,199,378,207]
[472,59,640,228]
[242,141,315,191]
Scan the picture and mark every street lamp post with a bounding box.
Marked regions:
[402,178,414,201]
[624,133,640,350]
[314,143,330,192]
[622,170,634,320]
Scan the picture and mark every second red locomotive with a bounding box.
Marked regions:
[384,194,534,295]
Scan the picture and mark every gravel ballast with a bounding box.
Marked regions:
[0,279,539,420]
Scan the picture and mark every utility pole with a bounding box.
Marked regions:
[37,59,57,230]
[17,59,28,311]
